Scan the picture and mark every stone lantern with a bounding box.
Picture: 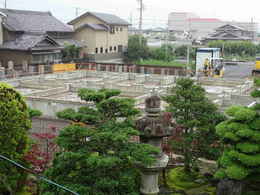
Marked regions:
[136,95,174,195]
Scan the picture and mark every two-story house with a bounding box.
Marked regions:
[68,12,129,61]
[203,24,255,43]
[0,8,81,67]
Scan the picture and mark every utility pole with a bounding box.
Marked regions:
[165,24,169,61]
[186,19,191,68]
[75,7,80,17]
[137,0,144,44]
[129,12,133,26]
[4,0,6,8]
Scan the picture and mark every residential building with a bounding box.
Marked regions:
[68,12,129,61]
[202,24,255,43]
[168,12,199,33]
[168,12,257,41]
[0,8,80,67]
[187,18,224,40]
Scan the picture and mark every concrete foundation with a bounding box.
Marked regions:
[1,70,255,133]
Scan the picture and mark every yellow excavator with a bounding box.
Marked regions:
[196,48,224,78]
[252,57,260,76]
[201,58,224,78]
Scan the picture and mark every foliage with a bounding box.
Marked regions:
[215,105,260,181]
[167,167,216,195]
[24,126,58,174]
[62,44,81,61]
[174,45,196,59]
[28,108,42,118]
[135,59,185,67]
[0,83,31,194]
[149,44,175,62]
[167,167,204,190]
[125,35,150,62]
[254,78,260,87]
[251,89,260,98]
[208,40,257,57]
[41,88,158,194]
[164,78,225,172]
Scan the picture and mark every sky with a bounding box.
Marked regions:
[1,0,260,28]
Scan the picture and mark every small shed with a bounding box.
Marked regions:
[195,48,221,75]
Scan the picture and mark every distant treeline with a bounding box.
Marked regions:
[208,40,260,57]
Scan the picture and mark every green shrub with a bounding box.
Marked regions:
[0,83,31,193]
[234,152,260,166]
[236,142,260,153]
[214,169,227,179]
[254,78,260,87]
[215,105,260,182]
[28,108,42,118]
[224,132,240,141]
[236,129,254,138]
[136,59,185,67]
[251,89,260,98]
[226,106,242,116]
[167,167,204,190]
[233,108,256,122]
[226,164,249,180]
[216,121,230,137]
[249,119,260,130]
[218,152,233,167]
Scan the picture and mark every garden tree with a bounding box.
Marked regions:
[24,109,59,194]
[62,44,81,61]
[164,78,225,172]
[174,45,196,60]
[24,125,58,174]
[215,79,260,195]
[125,35,150,62]
[0,83,31,194]
[149,44,175,62]
[214,106,260,194]
[28,107,42,118]
[41,88,158,195]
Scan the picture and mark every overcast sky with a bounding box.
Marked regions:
[2,0,260,28]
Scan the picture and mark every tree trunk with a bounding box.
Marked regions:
[183,129,191,173]
[217,179,243,195]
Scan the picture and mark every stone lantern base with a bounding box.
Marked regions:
[140,154,169,195]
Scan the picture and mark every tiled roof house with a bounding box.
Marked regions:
[0,8,81,66]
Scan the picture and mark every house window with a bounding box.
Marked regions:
[116,27,119,32]
[120,27,123,32]
[110,26,115,34]
[118,45,123,52]
[114,46,117,52]
[95,48,98,54]
[100,47,103,53]
[110,46,113,52]
[105,49,108,53]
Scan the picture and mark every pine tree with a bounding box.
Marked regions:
[215,78,260,194]
[41,88,158,195]
[164,78,225,172]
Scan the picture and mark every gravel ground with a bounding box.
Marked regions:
[223,62,255,79]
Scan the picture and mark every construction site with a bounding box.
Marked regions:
[1,68,254,133]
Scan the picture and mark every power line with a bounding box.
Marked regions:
[0,154,79,195]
